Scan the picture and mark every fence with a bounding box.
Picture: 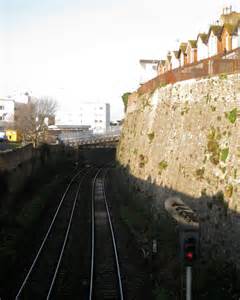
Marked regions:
[137,47,240,95]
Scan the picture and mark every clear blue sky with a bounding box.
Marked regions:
[0,0,239,120]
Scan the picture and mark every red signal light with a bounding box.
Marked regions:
[185,251,193,261]
[183,238,196,265]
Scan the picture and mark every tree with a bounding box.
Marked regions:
[15,96,57,146]
[121,92,131,112]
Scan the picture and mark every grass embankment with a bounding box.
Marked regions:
[0,157,75,289]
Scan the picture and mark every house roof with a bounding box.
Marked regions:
[158,60,166,66]
[197,33,208,44]
[222,23,235,35]
[233,20,240,35]
[171,51,179,59]
[188,40,197,48]
[179,43,187,53]
[208,25,223,39]
[139,59,160,64]
[220,11,240,27]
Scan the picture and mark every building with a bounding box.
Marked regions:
[170,51,180,69]
[0,98,15,126]
[139,59,160,83]
[186,40,198,64]
[221,23,235,52]
[165,52,172,71]
[208,25,223,57]
[232,21,240,49]
[197,33,208,61]
[157,60,167,75]
[55,102,110,134]
[179,43,187,66]
[220,7,240,26]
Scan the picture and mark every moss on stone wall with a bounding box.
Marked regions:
[117,73,240,270]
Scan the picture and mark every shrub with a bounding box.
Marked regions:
[158,160,168,174]
[220,148,229,162]
[147,132,155,142]
[225,108,237,124]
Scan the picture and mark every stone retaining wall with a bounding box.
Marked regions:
[117,73,240,267]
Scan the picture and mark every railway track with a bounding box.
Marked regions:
[89,169,124,300]
[15,167,91,299]
[13,166,124,299]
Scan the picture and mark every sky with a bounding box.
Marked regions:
[0,0,240,120]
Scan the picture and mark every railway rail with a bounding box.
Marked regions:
[14,166,124,299]
[89,169,124,300]
[15,167,91,299]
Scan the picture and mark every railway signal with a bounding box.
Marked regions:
[165,197,200,300]
[183,237,197,265]
[180,230,199,266]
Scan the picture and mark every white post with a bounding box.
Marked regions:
[186,266,192,300]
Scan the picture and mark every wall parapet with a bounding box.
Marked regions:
[0,144,34,172]
[136,47,240,96]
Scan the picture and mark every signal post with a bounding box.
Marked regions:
[165,197,200,300]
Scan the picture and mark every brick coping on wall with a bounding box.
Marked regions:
[137,47,240,95]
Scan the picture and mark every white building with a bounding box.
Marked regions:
[197,33,209,61]
[170,51,180,69]
[208,25,222,57]
[56,102,110,134]
[139,59,160,84]
[232,23,240,49]
[0,98,15,125]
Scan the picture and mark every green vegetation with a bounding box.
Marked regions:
[218,73,227,80]
[225,184,233,198]
[210,105,216,112]
[180,105,190,115]
[147,132,155,142]
[207,127,221,165]
[158,160,168,174]
[205,93,211,104]
[153,286,172,300]
[159,82,167,88]
[121,92,131,112]
[139,154,148,168]
[220,148,229,162]
[195,167,205,179]
[225,108,238,124]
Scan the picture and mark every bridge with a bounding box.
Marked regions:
[61,131,120,148]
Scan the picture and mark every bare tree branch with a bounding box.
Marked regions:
[15,96,57,146]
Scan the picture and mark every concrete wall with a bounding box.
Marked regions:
[0,144,70,207]
[117,73,240,267]
[0,144,34,172]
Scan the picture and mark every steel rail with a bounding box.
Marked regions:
[46,170,90,299]
[15,167,86,299]
[89,168,124,300]
[89,168,102,300]
[103,170,124,300]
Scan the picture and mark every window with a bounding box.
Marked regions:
[0,106,4,110]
